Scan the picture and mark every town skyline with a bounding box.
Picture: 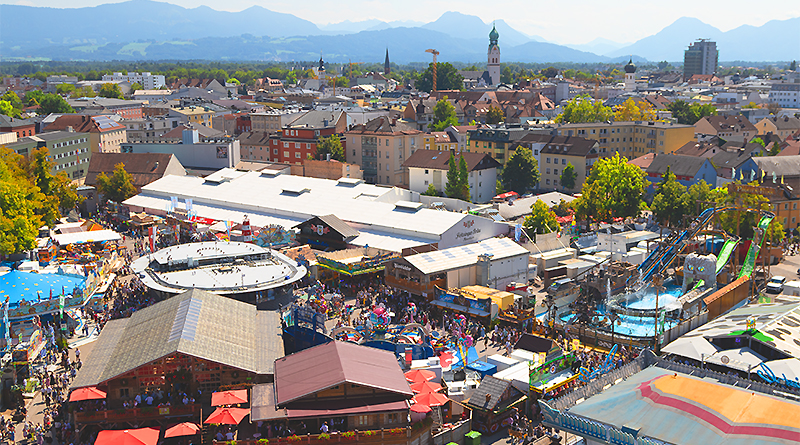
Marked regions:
[3,0,799,45]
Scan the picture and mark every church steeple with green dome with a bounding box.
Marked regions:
[489,23,499,49]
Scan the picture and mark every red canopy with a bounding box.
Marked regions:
[212,389,248,406]
[69,387,107,402]
[404,369,436,383]
[410,404,432,413]
[164,423,200,438]
[410,381,442,394]
[204,407,250,425]
[412,392,448,407]
[95,428,160,445]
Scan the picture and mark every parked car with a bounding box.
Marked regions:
[766,276,787,293]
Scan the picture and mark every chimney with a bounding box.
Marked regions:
[326,153,331,161]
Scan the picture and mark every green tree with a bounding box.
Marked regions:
[76,85,96,97]
[0,148,43,254]
[416,62,464,93]
[227,78,241,85]
[0,101,13,117]
[95,163,137,204]
[614,98,656,122]
[38,94,74,114]
[445,153,460,198]
[431,96,458,131]
[501,65,514,84]
[457,154,470,201]
[560,162,577,191]
[1,92,23,116]
[24,90,44,106]
[667,100,717,125]
[286,71,298,84]
[502,146,540,193]
[98,83,124,99]
[422,184,439,196]
[495,179,505,195]
[486,106,504,125]
[541,66,559,78]
[712,182,782,242]
[683,180,713,219]
[751,137,766,148]
[56,84,76,96]
[743,101,759,109]
[524,199,559,235]
[129,82,143,93]
[573,152,646,225]
[650,166,688,227]
[315,135,345,162]
[551,199,573,217]
[554,96,613,123]
[790,60,797,71]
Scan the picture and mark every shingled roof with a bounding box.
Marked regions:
[71,289,284,389]
[402,149,501,171]
[85,152,183,190]
[646,154,710,178]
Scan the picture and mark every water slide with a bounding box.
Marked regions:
[738,214,775,279]
[691,238,739,290]
[635,207,728,286]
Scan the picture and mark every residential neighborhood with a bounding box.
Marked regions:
[1,4,800,445]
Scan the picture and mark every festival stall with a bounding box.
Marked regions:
[430,286,497,322]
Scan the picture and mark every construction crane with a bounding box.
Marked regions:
[348,60,363,79]
[425,48,440,92]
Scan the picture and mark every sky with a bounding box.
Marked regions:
[6,0,800,44]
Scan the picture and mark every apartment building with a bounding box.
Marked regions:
[101,72,166,89]
[250,109,307,134]
[167,106,215,127]
[515,134,599,192]
[6,129,92,180]
[695,115,757,143]
[555,121,695,159]
[345,116,423,186]
[768,82,800,108]
[465,127,530,164]
[46,115,127,153]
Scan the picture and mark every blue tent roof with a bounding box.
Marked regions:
[0,270,86,307]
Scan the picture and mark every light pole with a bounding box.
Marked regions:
[653,273,664,354]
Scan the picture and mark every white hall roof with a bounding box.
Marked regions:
[405,237,529,275]
[124,170,473,243]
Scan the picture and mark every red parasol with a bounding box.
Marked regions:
[204,407,250,425]
[164,423,200,438]
[94,428,160,445]
[410,381,442,394]
[412,392,448,407]
[212,389,248,406]
[69,386,107,402]
[410,404,432,413]
[404,369,436,383]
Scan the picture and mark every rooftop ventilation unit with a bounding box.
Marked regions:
[394,201,423,212]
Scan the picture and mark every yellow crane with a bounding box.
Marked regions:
[425,48,440,92]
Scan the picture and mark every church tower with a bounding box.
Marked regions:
[624,58,636,92]
[384,48,391,74]
[487,24,501,85]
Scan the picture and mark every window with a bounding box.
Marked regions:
[546,168,551,174]
[424,180,429,185]
[283,151,289,158]
[785,204,789,210]
[554,169,559,175]
[273,149,278,154]
[386,176,390,182]
[352,149,356,156]
[295,152,301,158]
[119,388,130,398]
[546,157,550,164]
[386,413,401,424]
[562,158,567,165]
[425,169,429,174]
[795,203,798,210]
[283,142,289,148]
[356,416,371,426]
[546,179,550,185]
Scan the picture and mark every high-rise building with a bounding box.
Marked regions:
[683,39,718,81]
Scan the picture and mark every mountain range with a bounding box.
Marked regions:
[0,0,796,63]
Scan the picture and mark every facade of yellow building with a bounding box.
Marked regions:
[553,121,695,159]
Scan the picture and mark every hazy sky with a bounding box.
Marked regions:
[6,0,799,44]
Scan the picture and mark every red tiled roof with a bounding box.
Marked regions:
[274,341,412,406]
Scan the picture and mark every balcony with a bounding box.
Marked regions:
[215,427,422,445]
[74,403,201,424]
